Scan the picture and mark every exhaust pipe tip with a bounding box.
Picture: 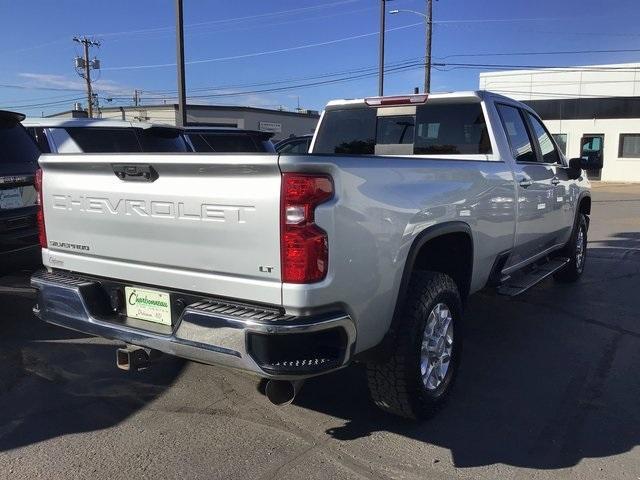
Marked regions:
[116,345,161,372]
[264,380,304,406]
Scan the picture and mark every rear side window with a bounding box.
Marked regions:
[199,133,261,152]
[138,128,189,152]
[65,128,141,153]
[313,108,376,154]
[496,104,536,163]
[278,138,311,154]
[414,103,491,154]
[29,127,51,153]
[187,133,214,152]
[0,122,41,164]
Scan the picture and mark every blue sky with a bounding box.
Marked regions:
[1,0,640,116]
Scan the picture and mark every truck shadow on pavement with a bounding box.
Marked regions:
[295,245,640,470]
[0,270,185,452]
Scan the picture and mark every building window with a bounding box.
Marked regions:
[552,134,567,155]
[619,134,640,158]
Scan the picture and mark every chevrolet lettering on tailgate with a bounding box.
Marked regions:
[52,195,256,223]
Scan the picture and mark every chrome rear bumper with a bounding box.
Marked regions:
[31,270,356,380]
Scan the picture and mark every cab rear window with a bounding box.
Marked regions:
[312,102,491,155]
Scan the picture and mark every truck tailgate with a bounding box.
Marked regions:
[39,154,282,305]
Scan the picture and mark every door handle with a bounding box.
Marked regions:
[551,177,560,185]
[112,164,158,182]
[519,179,533,188]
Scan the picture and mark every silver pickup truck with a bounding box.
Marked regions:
[31,91,592,419]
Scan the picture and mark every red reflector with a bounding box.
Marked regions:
[34,168,47,248]
[365,94,428,106]
[281,173,333,284]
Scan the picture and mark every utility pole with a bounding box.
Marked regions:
[389,1,435,93]
[424,0,433,93]
[73,37,100,118]
[133,89,140,107]
[175,0,187,127]
[378,0,386,96]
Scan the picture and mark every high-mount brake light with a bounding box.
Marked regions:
[280,173,333,284]
[364,94,428,106]
[34,168,47,248]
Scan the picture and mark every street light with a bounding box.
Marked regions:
[389,2,433,93]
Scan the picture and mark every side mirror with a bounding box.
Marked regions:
[573,154,603,170]
[567,158,584,180]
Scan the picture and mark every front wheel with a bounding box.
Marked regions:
[554,213,588,283]
[366,271,463,419]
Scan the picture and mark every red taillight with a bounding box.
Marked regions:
[364,94,428,106]
[281,173,333,283]
[34,168,47,248]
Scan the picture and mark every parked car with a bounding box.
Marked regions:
[185,127,275,153]
[275,134,313,154]
[22,118,191,153]
[0,110,40,269]
[31,91,593,419]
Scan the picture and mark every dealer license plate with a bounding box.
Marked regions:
[124,286,172,325]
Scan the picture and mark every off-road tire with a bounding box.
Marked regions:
[554,213,588,283]
[366,271,463,420]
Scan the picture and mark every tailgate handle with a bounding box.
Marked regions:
[112,164,158,182]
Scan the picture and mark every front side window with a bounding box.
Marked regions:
[496,104,536,163]
[65,128,141,153]
[526,113,561,164]
[312,108,376,154]
[619,134,640,158]
[414,103,491,154]
[552,134,567,155]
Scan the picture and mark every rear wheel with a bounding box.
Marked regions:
[366,271,463,419]
[554,213,588,283]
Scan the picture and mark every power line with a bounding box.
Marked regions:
[137,56,424,95]
[434,62,640,72]
[1,96,85,109]
[0,83,85,92]
[102,22,423,71]
[91,0,362,38]
[440,47,640,59]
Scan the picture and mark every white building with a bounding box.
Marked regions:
[480,63,640,182]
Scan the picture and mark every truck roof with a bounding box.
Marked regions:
[324,90,514,108]
[21,117,177,130]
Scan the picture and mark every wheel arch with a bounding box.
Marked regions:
[357,221,474,362]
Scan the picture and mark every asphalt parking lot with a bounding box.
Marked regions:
[1,183,639,480]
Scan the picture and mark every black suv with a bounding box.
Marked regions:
[0,111,40,269]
